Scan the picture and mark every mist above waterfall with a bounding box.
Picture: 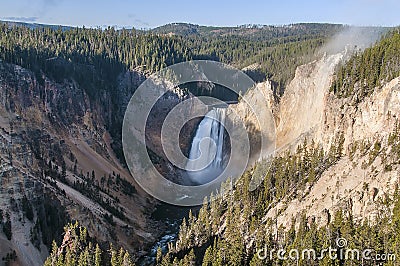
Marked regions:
[186,108,227,185]
[320,26,387,55]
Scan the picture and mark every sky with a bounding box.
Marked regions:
[0,0,399,29]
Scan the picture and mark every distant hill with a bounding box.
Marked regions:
[0,20,72,31]
[151,22,202,35]
[151,22,346,40]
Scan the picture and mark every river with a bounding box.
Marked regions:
[138,204,199,265]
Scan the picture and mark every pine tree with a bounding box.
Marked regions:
[122,251,134,266]
[184,249,196,266]
[156,247,163,264]
[110,244,119,266]
[94,244,102,266]
[202,245,213,266]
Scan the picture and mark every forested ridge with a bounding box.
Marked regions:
[0,22,344,96]
[151,23,343,40]
[331,28,400,101]
[0,23,191,97]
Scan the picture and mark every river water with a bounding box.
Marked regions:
[138,204,199,265]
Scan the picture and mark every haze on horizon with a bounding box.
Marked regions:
[0,0,399,29]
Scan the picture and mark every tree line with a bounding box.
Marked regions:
[331,28,400,101]
[0,22,339,99]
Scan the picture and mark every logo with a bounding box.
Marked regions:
[256,237,396,262]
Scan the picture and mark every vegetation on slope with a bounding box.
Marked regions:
[151,23,343,41]
[0,22,342,98]
[159,122,400,265]
[44,222,136,266]
[331,28,400,101]
[39,122,400,265]
[0,23,191,96]
[187,35,326,93]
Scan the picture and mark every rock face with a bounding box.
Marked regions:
[0,62,159,265]
[231,80,277,163]
[234,51,400,231]
[320,77,400,150]
[277,53,344,150]
[258,52,400,229]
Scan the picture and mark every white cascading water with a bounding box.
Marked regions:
[186,108,226,184]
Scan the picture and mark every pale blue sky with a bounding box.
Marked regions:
[0,0,399,28]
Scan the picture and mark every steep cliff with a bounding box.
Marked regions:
[231,80,277,164]
[265,53,400,228]
[0,62,159,265]
[277,53,344,150]
[185,48,400,239]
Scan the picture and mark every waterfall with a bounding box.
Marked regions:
[186,108,226,184]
